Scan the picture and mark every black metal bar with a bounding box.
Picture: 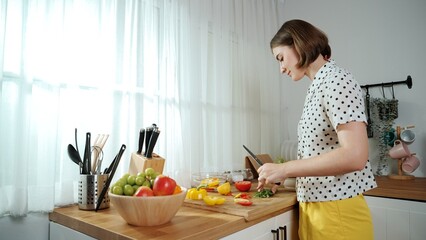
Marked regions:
[361,75,412,89]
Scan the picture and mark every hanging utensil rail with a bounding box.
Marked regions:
[361,75,413,89]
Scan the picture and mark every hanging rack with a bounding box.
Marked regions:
[361,75,413,90]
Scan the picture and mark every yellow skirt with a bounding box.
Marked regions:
[298,194,374,240]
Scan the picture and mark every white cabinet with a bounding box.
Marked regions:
[221,208,298,240]
[50,222,96,240]
[365,196,426,240]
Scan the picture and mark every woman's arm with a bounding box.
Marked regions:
[257,121,369,187]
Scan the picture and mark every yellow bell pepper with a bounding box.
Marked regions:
[186,187,207,200]
[203,196,226,205]
[217,182,231,195]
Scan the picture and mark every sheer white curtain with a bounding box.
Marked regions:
[0,0,284,216]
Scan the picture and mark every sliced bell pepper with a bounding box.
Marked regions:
[186,187,207,200]
[234,198,253,206]
[234,193,251,199]
[203,196,226,206]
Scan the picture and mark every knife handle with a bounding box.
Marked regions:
[144,126,154,157]
[82,132,91,174]
[137,128,145,154]
[146,128,160,158]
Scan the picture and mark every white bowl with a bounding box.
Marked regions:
[110,188,187,226]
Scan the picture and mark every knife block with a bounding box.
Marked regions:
[128,152,165,175]
[245,154,274,179]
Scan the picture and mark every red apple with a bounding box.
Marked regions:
[133,186,154,197]
[153,175,177,196]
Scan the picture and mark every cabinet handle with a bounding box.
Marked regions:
[271,229,279,240]
[279,226,287,240]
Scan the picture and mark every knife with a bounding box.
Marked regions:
[137,128,145,155]
[144,125,155,157]
[243,145,281,186]
[146,127,160,158]
[96,144,126,212]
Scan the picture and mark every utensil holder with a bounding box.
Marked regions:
[78,174,110,210]
[128,152,165,175]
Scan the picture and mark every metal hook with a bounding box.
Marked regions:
[381,84,386,98]
[391,84,395,99]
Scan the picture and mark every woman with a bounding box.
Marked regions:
[257,19,377,240]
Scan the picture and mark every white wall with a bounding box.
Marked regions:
[279,0,426,177]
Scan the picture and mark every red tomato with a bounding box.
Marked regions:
[133,186,154,197]
[153,175,177,196]
[234,181,252,192]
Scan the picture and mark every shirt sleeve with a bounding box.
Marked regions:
[323,71,367,129]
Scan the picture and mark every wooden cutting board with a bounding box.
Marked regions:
[183,187,297,221]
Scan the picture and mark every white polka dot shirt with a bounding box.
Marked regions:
[296,60,377,202]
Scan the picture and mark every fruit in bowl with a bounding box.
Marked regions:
[109,169,186,226]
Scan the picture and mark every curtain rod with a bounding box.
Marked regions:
[361,75,412,89]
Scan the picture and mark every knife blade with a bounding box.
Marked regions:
[146,127,160,158]
[243,145,280,186]
[137,128,145,155]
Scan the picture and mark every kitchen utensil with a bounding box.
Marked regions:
[383,128,397,147]
[190,172,227,188]
[109,187,187,226]
[104,155,117,175]
[78,174,110,210]
[365,88,374,138]
[388,140,411,159]
[402,154,420,173]
[68,144,83,173]
[400,129,415,144]
[91,134,109,173]
[146,127,160,158]
[82,132,92,174]
[75,128,81,159]
[243,145,280,186]
[137,128,145,154]
[96,144,126,211]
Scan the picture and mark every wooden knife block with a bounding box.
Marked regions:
[245,154,274,179]
[128,152,165,175]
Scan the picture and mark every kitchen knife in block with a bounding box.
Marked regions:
[244,154,274,179]
[137,128,145,155]
[128,152,165,175]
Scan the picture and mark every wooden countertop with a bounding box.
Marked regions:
[49,192,296,240]
[49,176,426,239]
[365,176,426,202]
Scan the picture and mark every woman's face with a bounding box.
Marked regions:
[272,45,305,81]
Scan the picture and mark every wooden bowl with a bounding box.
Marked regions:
[110,188,187,226]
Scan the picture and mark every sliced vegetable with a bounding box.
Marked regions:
[254,189,274,198]
[234,193,251,199]
[203,196,226,206]
[217,182,231,195]
[200,177,221,187]
[234,198,253,206]
[186,187,207,200]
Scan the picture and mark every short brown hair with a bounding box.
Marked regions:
[270,19,331,68]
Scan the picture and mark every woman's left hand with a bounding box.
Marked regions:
[257,163,285,192]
